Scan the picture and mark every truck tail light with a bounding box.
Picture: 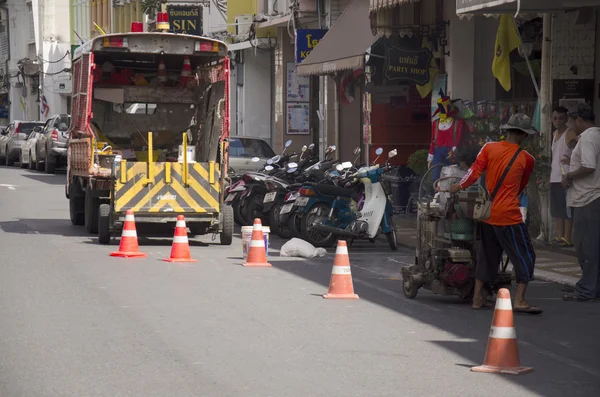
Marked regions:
[131,22,143,32]
[157,12,169,30]
[51,130,58,141]
[15,123,20,134]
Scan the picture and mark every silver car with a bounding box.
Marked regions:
[228,137,275,174]
[0,121,45,166]
[36,114,71,173]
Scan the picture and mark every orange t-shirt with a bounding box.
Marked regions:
[459,141,535,226]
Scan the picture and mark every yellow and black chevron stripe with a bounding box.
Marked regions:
[113,161,221,214]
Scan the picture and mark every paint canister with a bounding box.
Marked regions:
[241,225,270,261]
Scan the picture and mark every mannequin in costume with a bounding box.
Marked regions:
[427,91,467,184]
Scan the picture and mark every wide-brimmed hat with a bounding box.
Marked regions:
[500,113,538,135]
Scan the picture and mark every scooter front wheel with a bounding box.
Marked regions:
[385,216,398,251]
[288,211,303,239]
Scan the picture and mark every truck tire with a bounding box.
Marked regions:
[220,205,234,246]
[69,182,85,226]
[85,191,99,234]
[98,204,111,245]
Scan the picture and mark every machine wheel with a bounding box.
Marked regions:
[84,190,99,234]
[385,217,398,251]
[402,276,418,299]
[45,150,56,173]
[288,211,303,239]
[220,205,234,245]
[98,204,111,245]
[69,182,85,226]
[269,202,292,239]
[301,203,336,248]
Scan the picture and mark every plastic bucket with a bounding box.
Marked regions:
[241,226,270,260]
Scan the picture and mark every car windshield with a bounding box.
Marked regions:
[57,115,71,126]
[19,122,45,136]
[229,138,275,158]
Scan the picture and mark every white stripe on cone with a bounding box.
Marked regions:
[122,230,137,237]
[125,214,135,222]
[489,326,517,339]
[173,236,188,244]
[250,239,265,248]
[332,265,352,275]
[495,298,513,311]
[253,223,262,231]
[336,245,349,255]
[176,220,186,228]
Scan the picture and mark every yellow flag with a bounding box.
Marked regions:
[417,37,439,99]
[492,15,521,92]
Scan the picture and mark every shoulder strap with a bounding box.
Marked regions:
[490,147,523,201]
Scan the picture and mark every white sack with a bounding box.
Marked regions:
[280,238,327,258]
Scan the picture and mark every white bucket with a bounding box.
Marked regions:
[241,225,270,260]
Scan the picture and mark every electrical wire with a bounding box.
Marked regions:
[37,51,70,64]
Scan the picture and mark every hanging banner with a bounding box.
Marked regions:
[167,5,202,36]
[295,29,328,64]
[383,46,433,86]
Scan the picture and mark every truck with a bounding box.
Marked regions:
[66,32,233,245]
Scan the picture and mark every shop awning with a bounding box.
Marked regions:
[370,0,420,12]
[456,0,600,14]
[297,0,379,76]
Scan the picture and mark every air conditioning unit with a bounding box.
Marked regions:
[268,0,316,15]
[54,77,72,94]
[235,14,252,36]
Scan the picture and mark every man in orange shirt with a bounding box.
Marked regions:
[449,114,542,314]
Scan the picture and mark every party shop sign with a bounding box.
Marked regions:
[384,46,433,86]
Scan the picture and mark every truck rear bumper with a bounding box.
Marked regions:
[116,214,219,224]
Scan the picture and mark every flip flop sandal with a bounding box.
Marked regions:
[549,237,562,245]
[513,306,543,315]
[472,302,493,310]
[563,293,591,302]
[558,238,574,247]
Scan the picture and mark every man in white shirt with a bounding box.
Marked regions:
[562,104,600,301]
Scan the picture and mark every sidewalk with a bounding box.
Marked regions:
[393,215,580,288]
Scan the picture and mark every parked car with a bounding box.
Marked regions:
[228,136,276,173]
[0,121,45,166]
[36,114,71,173]
[20,125,45,169]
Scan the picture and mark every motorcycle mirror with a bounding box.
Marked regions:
[267,159,273,165]
[330,145,337,151]
[265,165,274,171]
[375,148,383,156]
[309,143,315,150]
[301,145,307,152]
[287,162,298,169]
[342,161,353,169]
[336,164,344,172]
[353,147,361,155]
[287,168,297,174]
[285,140,292,148]
[388,149,398,158]
[251,157,260,162]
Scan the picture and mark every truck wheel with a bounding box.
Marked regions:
[84,191,99,234]
[98,204,111,245]
[69,182,85,226]
[403,276,418,299]
[45,151,56,174]
[220,205,234,246]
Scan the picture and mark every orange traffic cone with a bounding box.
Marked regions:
[110,210,147,258]
[163,215,197,263]
[472,288,533,375]
[323,240,359,300]
[242,218,272,267]
[179,56,194,87]
[157,59,168,85]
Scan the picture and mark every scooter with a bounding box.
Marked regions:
[309,148,399,251]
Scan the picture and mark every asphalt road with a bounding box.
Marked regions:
[1,166,599,397]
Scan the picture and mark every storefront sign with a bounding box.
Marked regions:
[456,0,515,14]
[295,29,328,63]
[384,46,433,86]
[167,5,202,36]
[552,79,595,111]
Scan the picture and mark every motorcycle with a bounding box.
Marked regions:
[301,147,399,251]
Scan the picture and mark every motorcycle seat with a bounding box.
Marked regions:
[313,183,355,198]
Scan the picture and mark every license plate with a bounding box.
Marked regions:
[295,197,309,207]
[263,192,277,203]
[225,193,237,202]
[280,203,294,214]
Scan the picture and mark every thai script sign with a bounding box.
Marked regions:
[167,5,202,36]
[295,29,328,63]
[384,46,433,86]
